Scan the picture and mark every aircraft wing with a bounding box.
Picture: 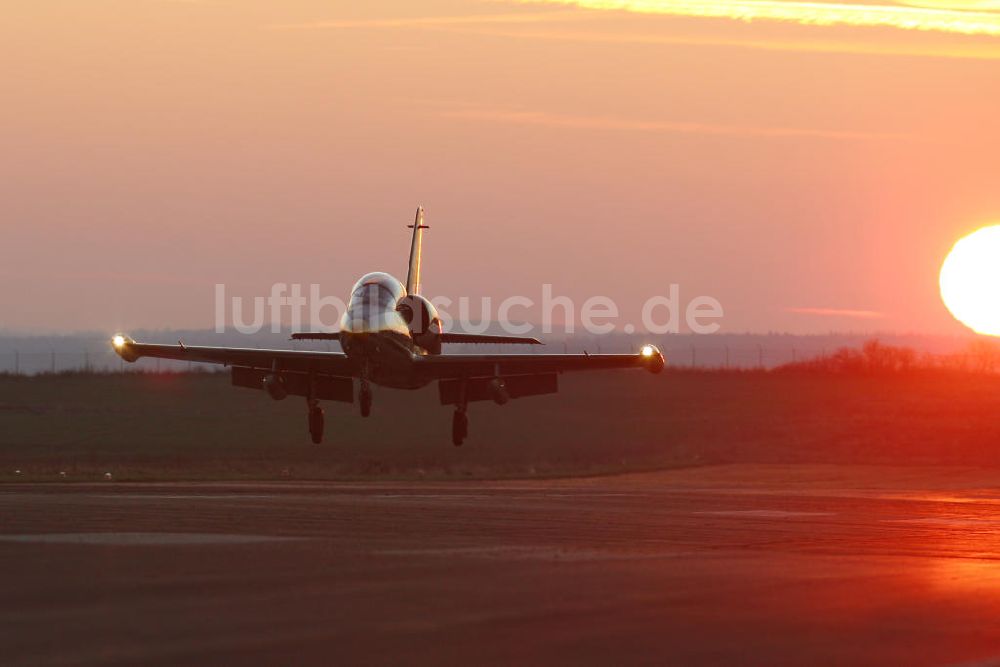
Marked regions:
[111,335,355,376]
[438,333,542,345]
[289,332,542,345]
[413,345,664,380]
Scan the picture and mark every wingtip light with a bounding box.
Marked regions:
[111,334,139,362]
[639,344,665,374]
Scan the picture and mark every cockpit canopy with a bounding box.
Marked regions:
[349,272,406,311]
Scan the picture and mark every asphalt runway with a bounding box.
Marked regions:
[4,465,1000,666]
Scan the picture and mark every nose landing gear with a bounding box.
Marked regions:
[359,380,372,417]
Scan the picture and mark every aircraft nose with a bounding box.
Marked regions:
[343,306,383,335]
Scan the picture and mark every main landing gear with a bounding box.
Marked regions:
[451,378,469,447]
[307,399,324,444]
[451,408,468,447]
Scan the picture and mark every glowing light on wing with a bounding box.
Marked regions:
[519,0,1000,36]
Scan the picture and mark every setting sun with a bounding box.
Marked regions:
[940,225,1000,336]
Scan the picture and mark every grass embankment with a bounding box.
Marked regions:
[1,369,999,481]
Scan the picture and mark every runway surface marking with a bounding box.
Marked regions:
[0,532,301,545]
[0,491,642,502]
[91,494,284,500]
[883,517,1000,527]
[376,546,704,562]
[693,510,836,518]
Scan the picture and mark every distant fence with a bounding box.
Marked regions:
[0,350,218,375]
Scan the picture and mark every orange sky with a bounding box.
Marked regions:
[1,0,998,334]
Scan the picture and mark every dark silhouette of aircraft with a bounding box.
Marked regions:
[112,208,664,445]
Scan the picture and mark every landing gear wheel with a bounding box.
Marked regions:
[308,406,325,444]
[451,410,468,447]
[359,385,372,418]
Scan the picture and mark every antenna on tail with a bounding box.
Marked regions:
[406,206,429,295]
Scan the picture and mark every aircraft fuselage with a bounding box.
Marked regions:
[338,272,433,390]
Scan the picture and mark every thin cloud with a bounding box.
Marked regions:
[518,0,1000,36]
[786,307,888,319]
[466,25,1000,60]
[268,12,592,30]
[443,107,912,141]
[266,6,1000,60]
[896,1,1000,9]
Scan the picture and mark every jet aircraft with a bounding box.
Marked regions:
[112,208,665,445]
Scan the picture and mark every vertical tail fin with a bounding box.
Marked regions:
[406,206,429,295]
